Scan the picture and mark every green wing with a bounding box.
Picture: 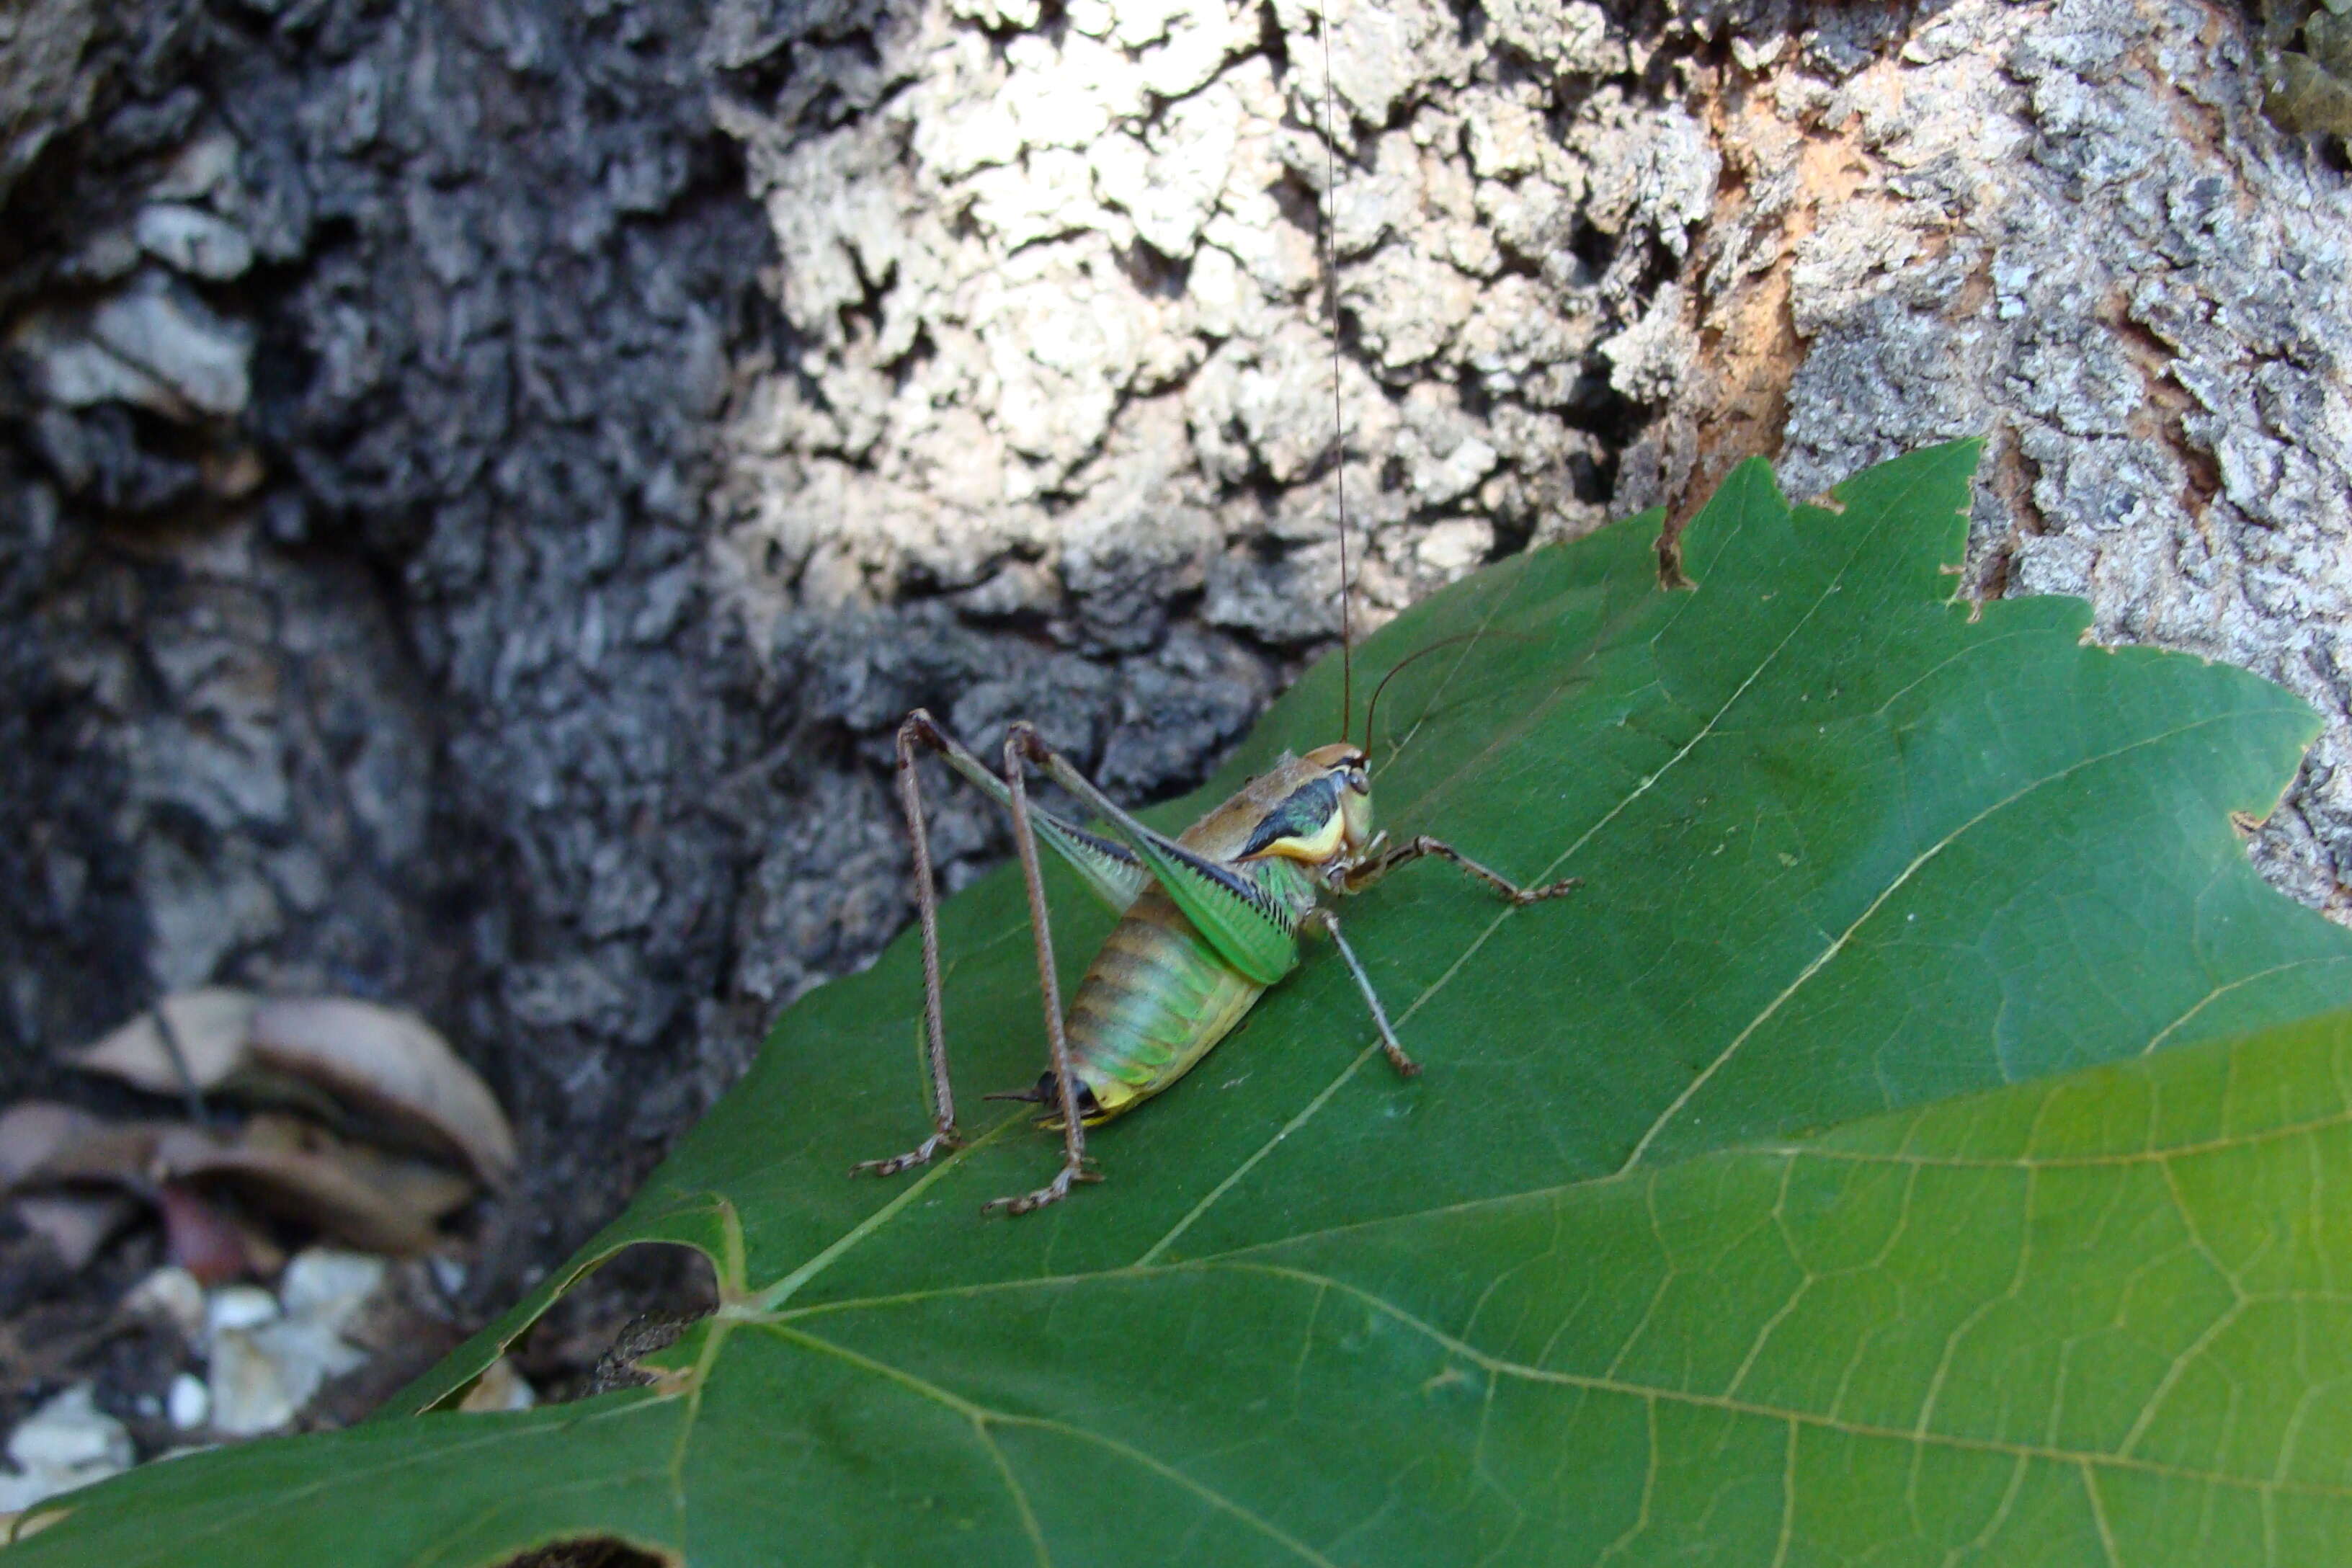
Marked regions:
[1020,745,1304,986]
[926,734,1149,914]
[1123,837,1304,986]
[1028,816,1152,916]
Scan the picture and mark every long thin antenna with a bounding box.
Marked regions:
[1316,0,1352,743]
[1363,632,1487,765]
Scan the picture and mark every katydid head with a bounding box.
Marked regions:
[1221,742,1373,869]
[1304,741,1375,855]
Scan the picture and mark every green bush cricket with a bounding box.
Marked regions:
[856,700,1583,1215]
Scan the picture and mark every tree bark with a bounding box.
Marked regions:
[4,0,2345,1288]
[1644,0,2352,919]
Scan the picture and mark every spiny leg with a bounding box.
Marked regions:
[852,710,965,1177]
[984,722,1101,1216]
[1307,908,1420,1078]
[1346,834,1580,904]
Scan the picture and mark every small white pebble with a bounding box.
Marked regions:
[121,1267,206,1342]
[166,1373,210,1431]
[205,1285,281,1341]
[427,1255,468,1298]
[209,1318,370,1438]
[278,1249,387,1333]
[5,1385,132,1476]
[455,1358,537,1414]
[207,1331,293,1437]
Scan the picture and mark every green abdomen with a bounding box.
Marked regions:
[1067,886,1265,1119]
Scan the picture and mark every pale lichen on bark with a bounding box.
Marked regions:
[705,0,1677,665]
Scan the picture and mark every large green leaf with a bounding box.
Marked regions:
[17,443,2352,1565]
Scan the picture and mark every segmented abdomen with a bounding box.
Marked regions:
[1066,885,1265,1119]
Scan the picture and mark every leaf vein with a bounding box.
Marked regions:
[1211,1261,2352,1504]
[1620,710,2269,1171]
[757,1322,1346,1568]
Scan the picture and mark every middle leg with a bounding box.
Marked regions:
[1306,907,1420,1078]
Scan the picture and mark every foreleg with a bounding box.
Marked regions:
[1344,835,1580,904]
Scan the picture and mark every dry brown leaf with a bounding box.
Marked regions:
[248,999,515,1183]
[12,1121,182,1188]
[152,1182,262,1283]
[9,1113,472,1260]
[4,1506,72,1543]
[234,1114,476,1223]
[8,1194,139,1272]
[455,1356,535,1413]
[0,1102,108,1187]
[69,988,259,1095]
[2,1106,153,1270]
[174,1142,437,1255]
[160,1116,455,1257]
[70,991,516,1185]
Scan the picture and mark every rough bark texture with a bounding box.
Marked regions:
[1,0,782,1283]
[1647,0,2352,920]
[5,0,2347,1289]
